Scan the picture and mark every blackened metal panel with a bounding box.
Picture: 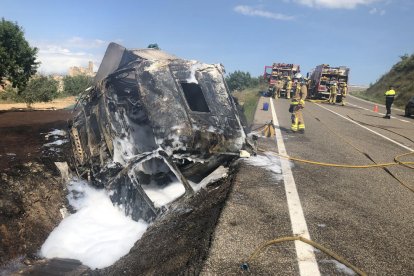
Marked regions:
[134,61,193,151]
[94,42,138,84]
[169,60,246,153]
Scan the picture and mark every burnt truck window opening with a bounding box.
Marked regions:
[180,82,210,113]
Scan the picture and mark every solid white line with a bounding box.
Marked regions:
[316,103,414,152]
[348,95,404,112]
[270,98,321,276]
[347,102,411,124]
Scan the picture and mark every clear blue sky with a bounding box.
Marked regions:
[2,0,414,85]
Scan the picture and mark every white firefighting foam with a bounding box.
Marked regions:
[142,181,185,208]
[243,152,283,180]
[41,179,148,269]
[186,62,203,83]
[321,260,356,275]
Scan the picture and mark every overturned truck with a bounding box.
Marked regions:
[69,42,250,222]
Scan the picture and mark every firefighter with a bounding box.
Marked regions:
[329,82,338,104]
[340,83,347,106]
[383,85,396,119]
[290,74,307,133]
[275,78,282,99]
[305,78,311,91]
[294,78,301,96]
[286,77,292,99]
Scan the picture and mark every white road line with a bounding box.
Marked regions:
[270,98,321,276]
[316,103,414,152]
[348,95,404,112]
[347,102,411,123]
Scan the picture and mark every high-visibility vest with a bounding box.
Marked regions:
[385,89,396,98]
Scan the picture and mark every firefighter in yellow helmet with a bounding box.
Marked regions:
[290,73,307,133]
[329,82,338,104]
[340,82,347,106]
[286,77,292,99]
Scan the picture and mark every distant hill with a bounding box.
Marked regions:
[356,54,414,108]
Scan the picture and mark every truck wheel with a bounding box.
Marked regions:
[405,107,410,117]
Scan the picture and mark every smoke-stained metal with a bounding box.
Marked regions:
[69,43,250,222]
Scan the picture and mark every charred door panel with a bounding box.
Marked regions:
[135,61,193,152]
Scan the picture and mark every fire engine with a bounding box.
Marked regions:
[264,63,300,86]
[309,64,350,101]
[263,63,300,97]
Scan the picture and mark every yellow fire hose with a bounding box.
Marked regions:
[258,148,414,169]
[395,151,414,170]
[241,236,367,276]
[307,99,330,103]
[244,148,412,275]
[243,100,413,275]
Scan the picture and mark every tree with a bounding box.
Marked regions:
[0,18,39,91]
[63,75,93,96]
[147,43,160,50]
[19,76,58,107]
[225,70,254,92]
[0,85,19,102]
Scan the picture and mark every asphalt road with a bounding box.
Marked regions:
[203,95,414,275]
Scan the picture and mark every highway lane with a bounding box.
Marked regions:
[347,94,414,125]
[268,96,414,275]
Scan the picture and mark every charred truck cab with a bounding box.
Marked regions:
[69,43,250,222]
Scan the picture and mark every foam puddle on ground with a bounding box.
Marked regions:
[243,152,283,180]
[321,260,356,275]
[40,178,148,269]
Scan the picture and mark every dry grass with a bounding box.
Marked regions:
[233,84,265,126]
[0,96,76,110]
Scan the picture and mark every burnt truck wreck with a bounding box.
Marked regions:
[69,42,251,222]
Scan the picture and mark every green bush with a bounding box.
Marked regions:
[0,85,20,102]
[63,75,93,96]
[19,75,59,106]
[225,71,260,92]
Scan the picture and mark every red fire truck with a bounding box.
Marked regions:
[309,64,350,101]
[264,63,300,86]
[264,63,300,97]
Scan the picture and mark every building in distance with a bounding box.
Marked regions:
[69,61,95,77]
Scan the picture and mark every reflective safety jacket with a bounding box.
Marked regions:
[385,89,396,98]
[341,86,347,96]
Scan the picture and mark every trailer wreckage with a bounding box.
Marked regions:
[69,43,252,222]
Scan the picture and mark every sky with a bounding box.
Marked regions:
[2,0,414,85]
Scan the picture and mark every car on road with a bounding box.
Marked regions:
[405,96,414,117]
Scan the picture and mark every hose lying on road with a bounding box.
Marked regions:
[395,151,414,170]
[255,102,414,193]
[259,148,414,193]
[241,236,367,276]
[258,147,414,169]
[346,115,414,144]
[307,106,414,193]
[307,99,330,103]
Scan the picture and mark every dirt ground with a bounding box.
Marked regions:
[0,108,237,275]
[0,97,76,111]
[0,109,72,271]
